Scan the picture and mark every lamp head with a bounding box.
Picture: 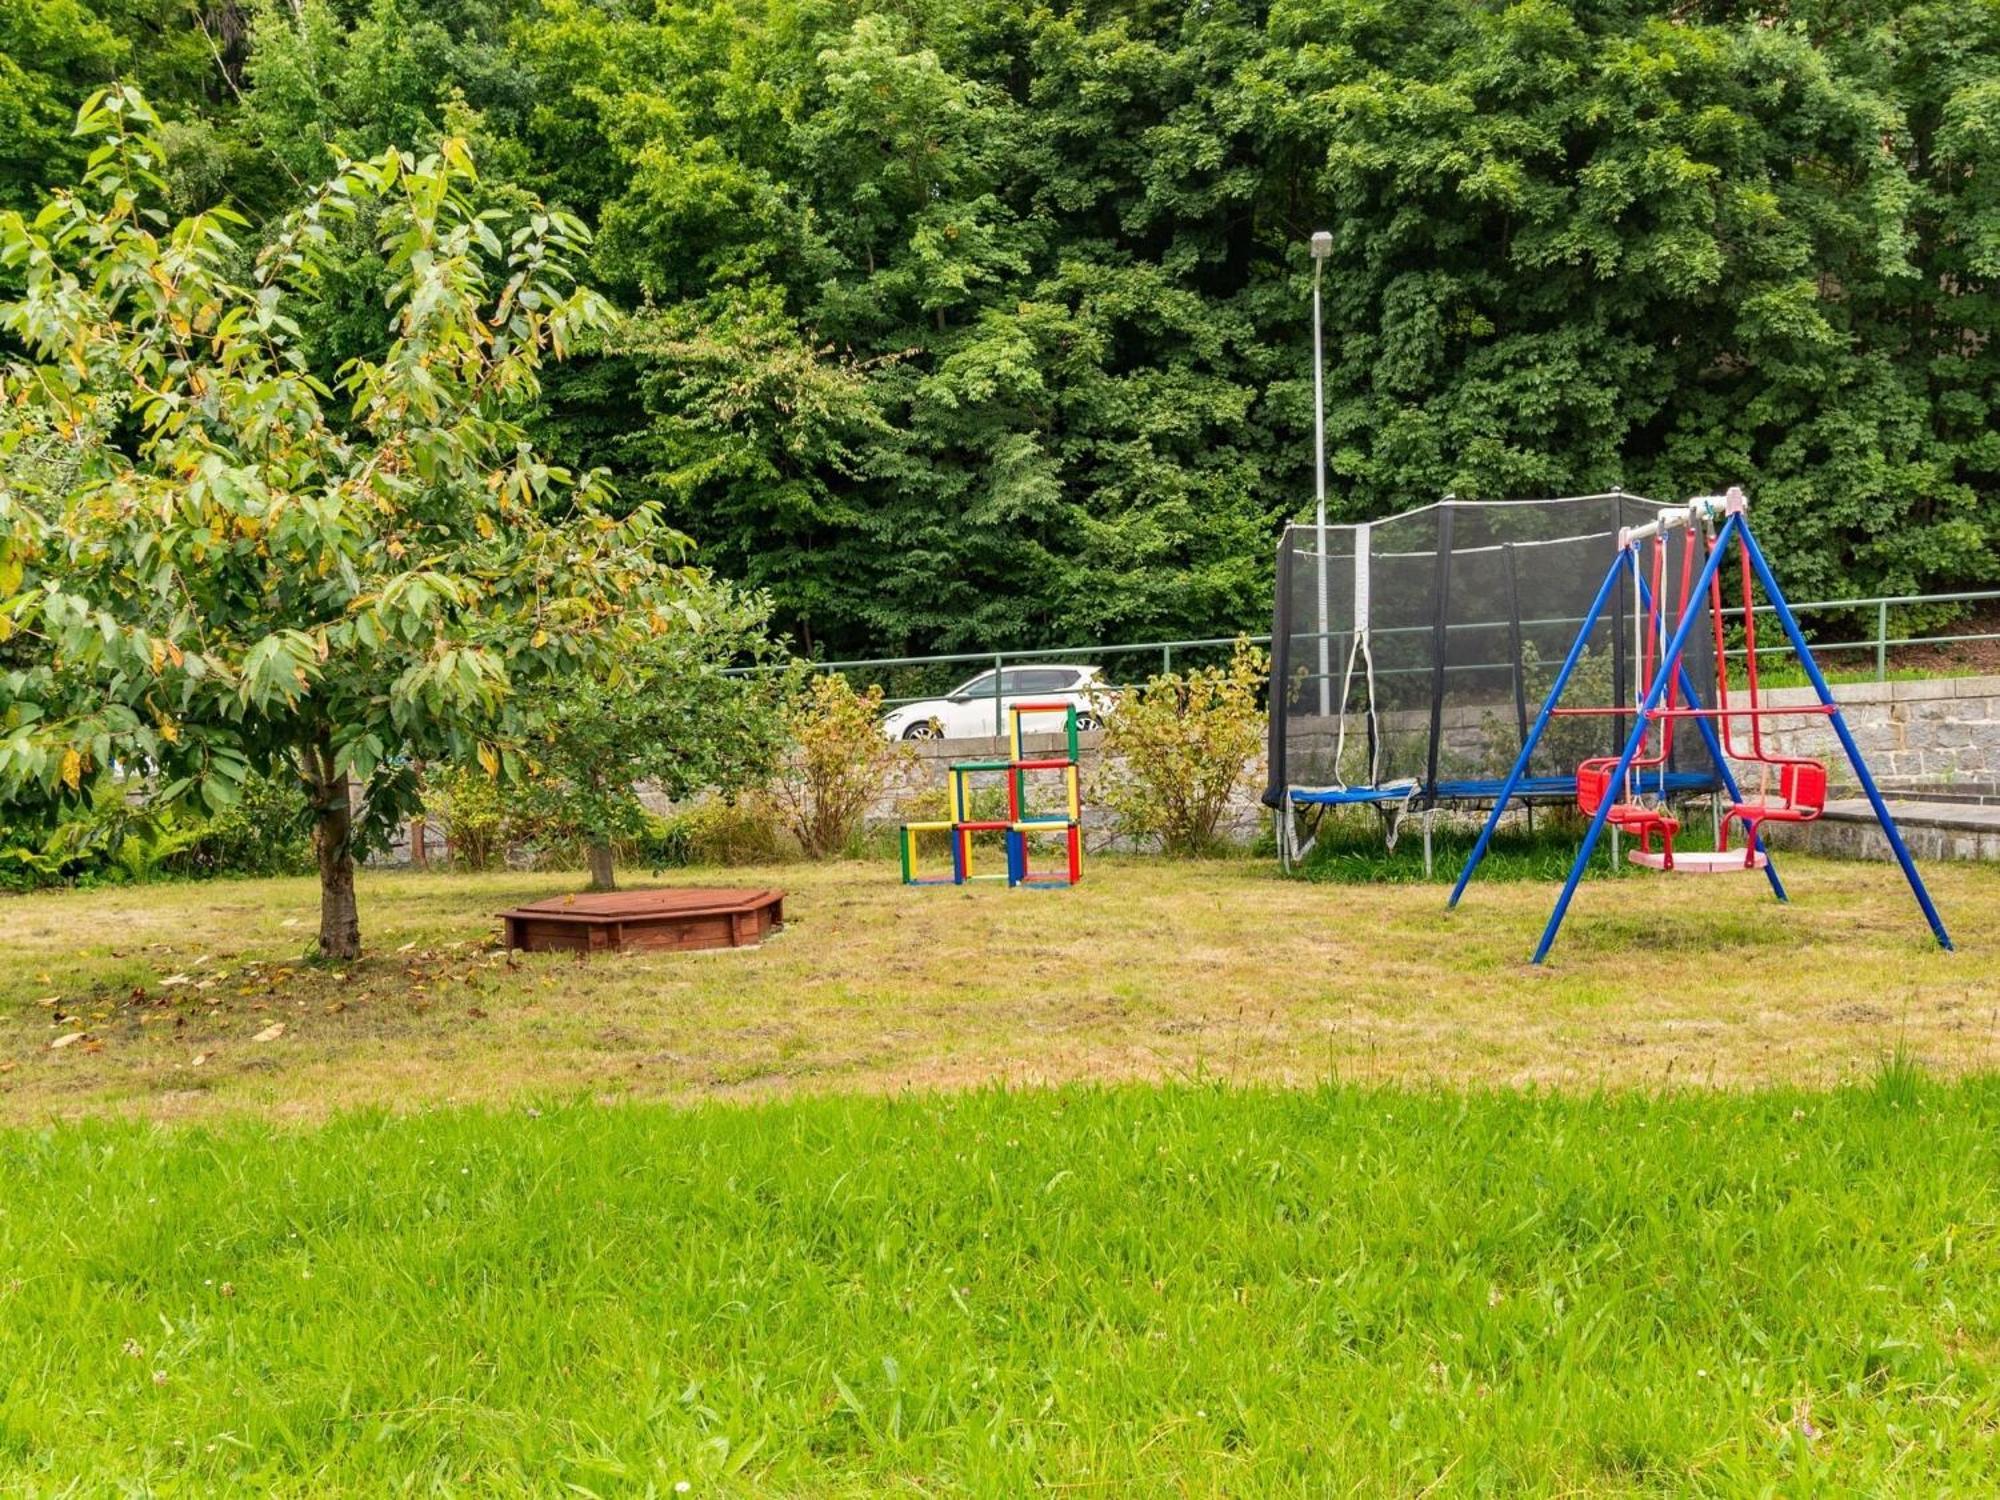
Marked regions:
[1309,231,1332,260]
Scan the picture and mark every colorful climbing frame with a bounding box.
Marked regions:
[899,700,1087,889]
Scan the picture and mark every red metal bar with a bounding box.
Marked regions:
[1551,705,1835,719]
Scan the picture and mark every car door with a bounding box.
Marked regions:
[942,670,998,738]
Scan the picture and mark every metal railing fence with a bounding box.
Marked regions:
[736,588,2000,737]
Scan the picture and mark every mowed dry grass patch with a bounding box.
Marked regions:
[1,852,1996,1121]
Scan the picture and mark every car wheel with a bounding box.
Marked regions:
[902,721,940,741]
[1074,711,1101,733]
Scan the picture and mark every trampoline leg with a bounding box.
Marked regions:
[1610,825,1620,868]
[1422,810,1434,879]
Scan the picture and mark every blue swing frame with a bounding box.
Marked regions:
[1448,490,1953,964]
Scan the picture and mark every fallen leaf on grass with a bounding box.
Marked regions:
[0,1060,16,1073]
[49,1032,87,1050]
[191,1054,207,1067]
[159,975,192,988]
[252,1023,286,1043]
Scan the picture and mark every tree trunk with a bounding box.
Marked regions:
[309,751,361,961]
[586,840,617,892]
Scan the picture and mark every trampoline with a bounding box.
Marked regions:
[1262,492,1725,869]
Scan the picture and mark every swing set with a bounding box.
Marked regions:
[1450,488,1953,963]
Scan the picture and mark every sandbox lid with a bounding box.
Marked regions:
[497,887,785,925]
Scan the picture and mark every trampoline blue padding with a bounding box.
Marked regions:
[1290,770,1719,807]
[1285,785,1418,807]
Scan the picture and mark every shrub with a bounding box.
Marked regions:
[422,765,511,871]
[769,675,911,858]
[0,773,315,889]
[642,795,790,868]
[1092,641,1268,855]
[165,772,315,879]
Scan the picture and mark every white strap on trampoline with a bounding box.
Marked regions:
[1329,525,1372,789]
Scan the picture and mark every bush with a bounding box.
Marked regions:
[0,773,315,890]
[769,674,911,858]
[421,765,511,871]
[1092,640,1268,856]
[641,795,790,868]
[164,772,315,879]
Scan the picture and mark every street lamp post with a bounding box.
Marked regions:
[1311,230,1332,717]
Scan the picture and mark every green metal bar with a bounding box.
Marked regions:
[1877,600,1889,682]
[993,652,1005,738]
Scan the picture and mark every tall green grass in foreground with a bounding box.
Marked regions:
[2,1078,1996,1494]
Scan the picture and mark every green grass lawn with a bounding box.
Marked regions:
[2,1078,1995,1494]
[4,858,1997,1492]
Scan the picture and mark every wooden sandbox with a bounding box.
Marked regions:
[498,887,785,955]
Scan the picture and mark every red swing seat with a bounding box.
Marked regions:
[1721,756,1827,865]
[1577,757,1681,868]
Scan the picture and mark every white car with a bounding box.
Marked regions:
[879,664,1109,742]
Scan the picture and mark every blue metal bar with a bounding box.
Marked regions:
[1533,512,1744,963]
[1738,522,1952,951]
[1448,545,1630,907]
[1633,569,1789,905]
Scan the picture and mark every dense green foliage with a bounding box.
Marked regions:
[1,1077,1994,1490]
[0,772,314,891]
[2,0,1997,658]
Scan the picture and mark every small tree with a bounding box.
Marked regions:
[0,89,699,958]
[768,674,908,858]
[1093,641,1268,855]
[515,581,788,889]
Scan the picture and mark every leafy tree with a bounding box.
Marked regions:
[0,87,700,959]
[514,579,788,890]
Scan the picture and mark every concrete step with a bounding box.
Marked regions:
[1769,797,2000,862]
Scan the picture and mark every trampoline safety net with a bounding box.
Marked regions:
[1262,494,1724,823]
